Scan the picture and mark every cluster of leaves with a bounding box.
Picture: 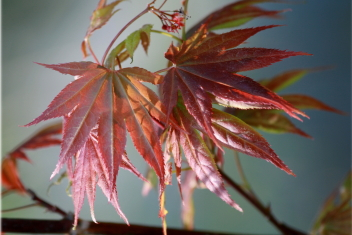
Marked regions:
[1,0,347,233]
[311,172,351,235]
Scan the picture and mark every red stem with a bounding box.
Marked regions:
[86,38,100,65]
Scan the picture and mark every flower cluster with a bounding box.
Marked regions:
[152,7,189,33]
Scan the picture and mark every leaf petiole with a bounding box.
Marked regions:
[151,29,183,44]
[154,66,173,74]
[85,38,100,65]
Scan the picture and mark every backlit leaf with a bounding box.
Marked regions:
[105,24,153,68]
[283,94,346,114]
[1,123,62,194]
[1,157,26,194]
[161,24,308,146]
[212,108,296,175]
[231,109,311,138]
[187,0,285,35]
[25,62,168,224]
[174,105,243,212]
[259,68,309,92]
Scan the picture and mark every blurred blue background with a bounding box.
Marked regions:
[2,0,350,234]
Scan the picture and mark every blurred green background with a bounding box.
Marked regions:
[2,0,351,234]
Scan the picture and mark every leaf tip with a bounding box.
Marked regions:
[235,204,243,213]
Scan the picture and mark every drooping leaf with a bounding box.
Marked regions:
[231,108,311,138]
[259,68,310,92]
[258,67,345,113]
[25,62,169,224]
[211,108,296,175]
[233,68,344,137]
[1,123,62,194]
[105,24,153,68]
[282,94,346,114]
[161,24,308,146]
[311,171,351,235]
[1,157,26,194]
[187,0,285,35]
[173,105,243,212]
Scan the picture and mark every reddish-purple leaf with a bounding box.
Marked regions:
[232,109,311,138]
[259,68,309,92]
[283,94,346,114]
[211,108,295,175]
[25,62,168,224]
[165,128,183,200]
[175,106,243,212]
[1,157,26,194]
[187,0,285,35]
[1,123,62,194]
[89,135,128,224]
[34,62,99,76]
[72,142,91,226]
[162,24,309,144]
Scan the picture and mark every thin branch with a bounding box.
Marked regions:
[2,218,258,235]
[1,189,14,197]
[2,203,39,213]
[218,168,307,235]
[26,188,68,218]
[158,0,167,10]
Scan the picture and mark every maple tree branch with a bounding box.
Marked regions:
[1,189,13,197]
[26,188,68,218]
[218,168,307,235]
[2,218,257,235]
[101,6,150,65]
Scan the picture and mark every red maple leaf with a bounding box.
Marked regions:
[25,62,169,225]
[231,68,345,137]
[2,122,62,194]
[159,22,311,213]
[161,24,309,146]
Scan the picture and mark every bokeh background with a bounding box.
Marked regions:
[2,0,351,234]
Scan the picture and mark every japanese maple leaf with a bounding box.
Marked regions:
[187,0,285,35]
[68,129,146,226]
[2,123,62,194]
[161,24,309,146]
[231,68,344,137]
[25,62,169,224]
[165,98,295,215]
